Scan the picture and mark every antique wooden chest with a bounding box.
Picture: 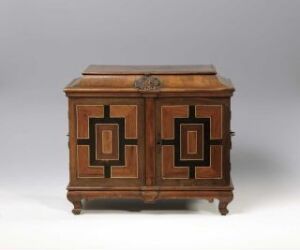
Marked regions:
[64,65,235,215]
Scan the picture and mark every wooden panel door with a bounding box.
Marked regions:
[156,98,230,186]
[69,98,144,187]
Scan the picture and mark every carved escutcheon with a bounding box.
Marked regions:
[134,75,161,91]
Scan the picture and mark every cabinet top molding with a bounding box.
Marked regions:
[64,65,234,96]
[83,65,217,75]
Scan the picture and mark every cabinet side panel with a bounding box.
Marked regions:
[68,98,77,185]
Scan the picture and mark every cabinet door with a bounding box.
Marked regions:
[156,98,230,186]
[70,98,144,187]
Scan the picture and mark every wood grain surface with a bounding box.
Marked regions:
[65,65,234,215]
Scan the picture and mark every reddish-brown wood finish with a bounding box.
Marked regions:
[145,98,156,186]
[65,65,235,215]
[82,65,217,75]
[67,190,233,215]
[156,99,228,185]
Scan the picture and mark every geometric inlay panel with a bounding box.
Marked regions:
[76,104,138,179]
[161,104,223,180]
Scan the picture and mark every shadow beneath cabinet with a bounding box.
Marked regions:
[82,199,218,214]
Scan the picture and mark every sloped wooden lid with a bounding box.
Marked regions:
[64,65,234,96]
[83,65,217,75]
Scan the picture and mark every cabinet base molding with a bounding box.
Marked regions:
[67,190,233,215]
